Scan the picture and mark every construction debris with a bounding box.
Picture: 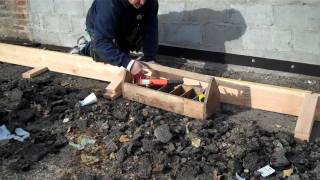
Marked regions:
[1,62,320,179]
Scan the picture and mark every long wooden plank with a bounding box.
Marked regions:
[316,94,320,119]
[22,67,48,78]
[0,43,317,117]
[0,43,122,82]
[294,94,319,141]
[147,63,312,116]
[215,77,312,116]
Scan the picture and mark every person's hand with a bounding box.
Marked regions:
[130,61,143,75]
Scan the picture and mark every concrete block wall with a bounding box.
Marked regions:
[0,0,319,66]
[27,0,91,46]
[158,0,320,65]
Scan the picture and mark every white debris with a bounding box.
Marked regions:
[257,165,275,177]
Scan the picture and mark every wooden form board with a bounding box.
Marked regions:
[147,63,314,117]
[294,94,319,141]
[316,94,320,119]
[0,43,319,119]
[0,43,122,82]
[123,83,205,119]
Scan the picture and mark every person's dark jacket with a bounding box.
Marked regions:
[86,0,158,68]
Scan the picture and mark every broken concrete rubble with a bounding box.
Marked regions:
[1,64,320,179]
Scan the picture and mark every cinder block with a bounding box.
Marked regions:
[274,4,320,31]
[293,30,320,54]
[242,28,292,52]
[158,1,185,23]
[31,29,61,45]
[163,23,202,45]
[203,23,245,52]
[229,4,273,26]
[58,32,83,47]
[29,0,54,14]
[158,23,165,43]
[53,0,84,16]
[42,15,72,33]
[71,16,86,33]
[28,13,41,30]
[184,0,229,24]
[42,15,60,32]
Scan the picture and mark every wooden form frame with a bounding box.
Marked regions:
[122,74,220,120]
[0,43,319,140]
[0,43,124,99]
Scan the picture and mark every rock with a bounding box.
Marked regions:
[152,164,165,173]
[205,143,219,154]
[104,138,118,154]
[137,156,152,178]
[142,139,155,152]
[117,147,127,163]
[271,150,290,169]
[142,108,149,117]
[7,88,23,101]
[81,154,100,166]
[168,143,175,152]
[112,109,128,121]
[288,174,300,180]
[242,152,260,171]
[78,118,88,130]
[154,124,172,143]
[16,108,35,123]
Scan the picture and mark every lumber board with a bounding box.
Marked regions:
[104,68,128,100]
[204,77,220,118]
[0,43,122,82]
[147,63,312,116]
[123,83,204,119]
[294,94,319,141]
[316,94,320,119]
[1,43,318,118]
[215,77,312,116]
[22,67,48,78]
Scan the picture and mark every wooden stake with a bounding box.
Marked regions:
[294,94,319,141]
[104,68,129,100]
[22,67,48,79]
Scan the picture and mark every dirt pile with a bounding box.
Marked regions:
[1,75,320,179]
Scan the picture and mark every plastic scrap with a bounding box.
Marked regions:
[79,93,97,106]
[191,137,201,148]
[0,125,30,142]
[0,125,12,141]
[257,165,275,177]
[13,128,30,142]
[185,123,201,148]
[235,173,245,180]
[69,136,96,150]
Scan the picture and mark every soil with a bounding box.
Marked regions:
[1,61,320,180]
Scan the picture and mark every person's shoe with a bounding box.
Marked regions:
[69,36,88,54]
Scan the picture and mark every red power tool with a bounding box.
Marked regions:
[134,73,184,86]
